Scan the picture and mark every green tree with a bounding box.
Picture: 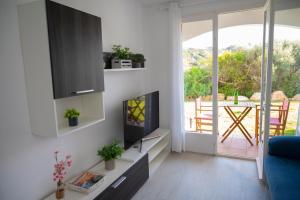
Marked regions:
[272,41,300,97]
[183,41,300,100]
[184,66,212,100]
[218,48,261,98]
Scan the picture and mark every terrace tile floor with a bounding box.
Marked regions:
[217,132,258,159]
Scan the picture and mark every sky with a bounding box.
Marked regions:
[183,24,300,49]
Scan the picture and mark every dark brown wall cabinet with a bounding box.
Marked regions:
[46,0,104,99]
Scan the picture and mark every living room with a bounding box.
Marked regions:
[0,0,299,200]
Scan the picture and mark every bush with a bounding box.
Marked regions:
[184,66,212,100]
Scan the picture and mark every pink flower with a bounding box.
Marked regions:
[53,151,72,183]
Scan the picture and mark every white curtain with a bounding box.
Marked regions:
[169,2,185,152]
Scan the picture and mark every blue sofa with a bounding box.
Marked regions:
[264,136,300,200]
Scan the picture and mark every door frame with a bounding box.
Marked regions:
[212,14,219,154]
[257,0,275,180]
[184,14,219,155]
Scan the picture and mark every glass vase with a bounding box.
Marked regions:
[56,181,65,199]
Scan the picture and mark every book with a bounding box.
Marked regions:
[68,171,104,193]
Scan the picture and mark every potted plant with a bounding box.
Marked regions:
[97,141,124,170]
[53,151,72,199]
[64,108,80,127]
[111,45,132,68]
[130,53,146,68]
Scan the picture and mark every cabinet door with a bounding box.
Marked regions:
[95,154,149,200]
[112,154,149,200]
[46,0,104,99]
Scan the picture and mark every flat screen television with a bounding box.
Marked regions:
[123,91,159,149]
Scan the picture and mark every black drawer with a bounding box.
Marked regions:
[95,154,149,200]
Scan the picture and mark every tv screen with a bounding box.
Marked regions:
[123,91,159,149]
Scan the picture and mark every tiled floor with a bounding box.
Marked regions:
[217,132,258,159]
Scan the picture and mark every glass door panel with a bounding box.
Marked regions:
[182,19,214,135]
[271,7,300,137]
[182,17,219,154]
[217,10,263,158]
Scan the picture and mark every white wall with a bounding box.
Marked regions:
[142,5,171,128]
[0,0,146,199]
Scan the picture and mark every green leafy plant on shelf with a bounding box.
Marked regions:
[97,141,124,170]
[112,45,131,59]
[97,141,124,161]
[64,108,80,119]
[130,53,146,68]
[130,53,146,63]
[64,108,80,127]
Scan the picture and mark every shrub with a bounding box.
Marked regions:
[184,66,212,100]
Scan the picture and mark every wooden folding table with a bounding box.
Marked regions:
[220,102,256,146]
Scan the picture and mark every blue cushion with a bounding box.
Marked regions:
[264,155,300,200]
[268,136,300,160]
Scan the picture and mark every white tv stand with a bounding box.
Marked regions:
[121,128,171,175]
[44,128,170,200]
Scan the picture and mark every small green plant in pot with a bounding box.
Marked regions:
[97,141,124,170]
[112,45,131,59]
[64,108,80,127]
[111,45,132,68]
[130,53,146,68]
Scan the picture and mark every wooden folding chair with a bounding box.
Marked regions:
[194,97,213,133]
[255,100,290,144]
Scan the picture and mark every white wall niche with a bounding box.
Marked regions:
[55,92,105,136]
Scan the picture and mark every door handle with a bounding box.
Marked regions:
[72,89,95,95]
[111,176,126,189]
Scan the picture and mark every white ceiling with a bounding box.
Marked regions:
[138,0,210,5]
[137,0,265,6]
[137,0,170,5]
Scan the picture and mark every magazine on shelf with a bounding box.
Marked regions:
[67,171,104,193]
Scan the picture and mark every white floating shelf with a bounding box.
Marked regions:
[104,68,146,72]
[58,117,105,137]
[55,92,105,137]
